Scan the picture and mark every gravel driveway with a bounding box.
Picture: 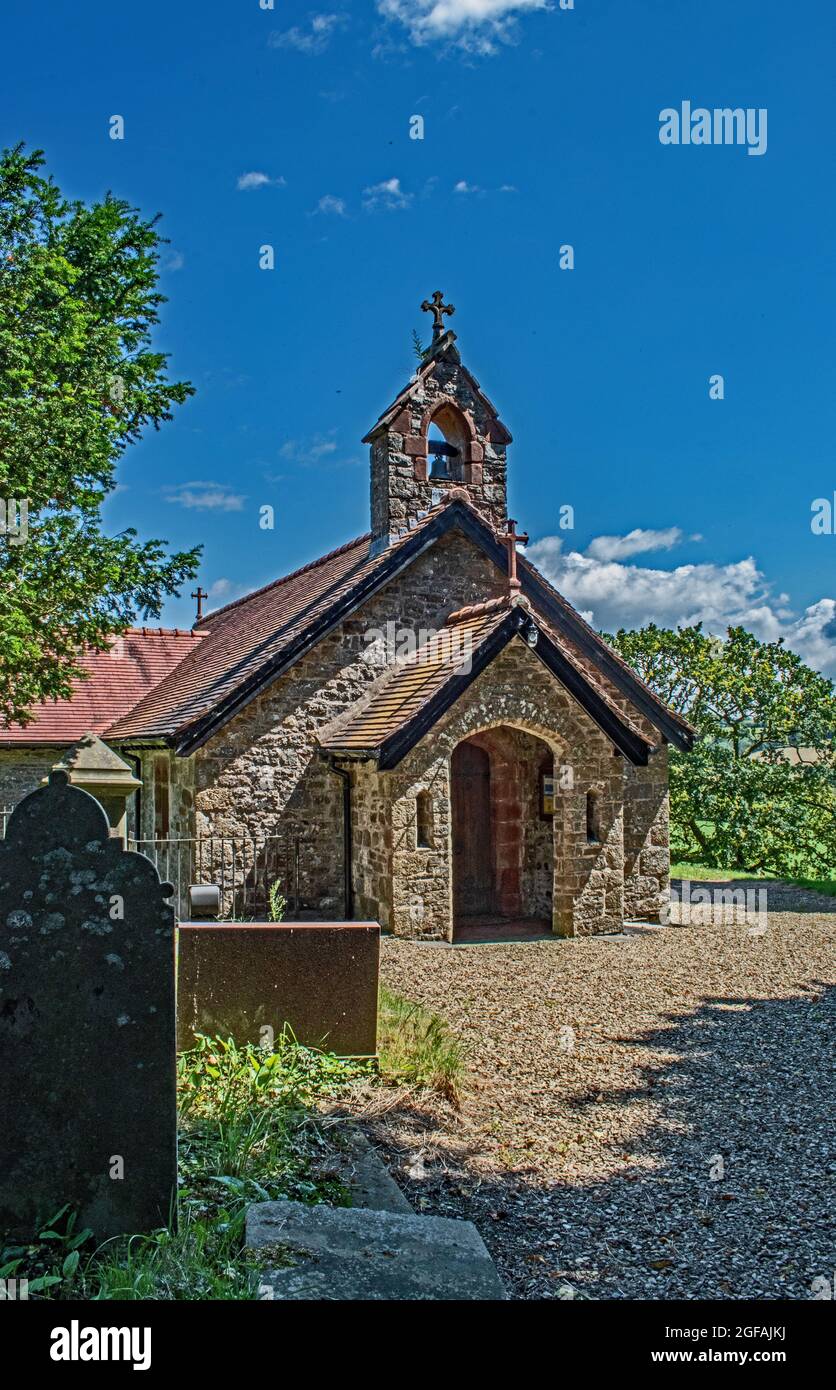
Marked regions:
[360,895,836,1300]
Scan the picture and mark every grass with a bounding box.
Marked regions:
[377,986,464,1103]
[2,997,467,1299]
[671,861,836,896]
[1,1032,366,1301]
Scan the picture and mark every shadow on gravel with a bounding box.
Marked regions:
[357,983,836,1301]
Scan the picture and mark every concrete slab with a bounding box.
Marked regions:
[246,1200,506,1301]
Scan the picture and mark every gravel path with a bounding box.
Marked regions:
[357,902,836,1300]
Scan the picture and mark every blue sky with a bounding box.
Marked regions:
[4,0,836,669]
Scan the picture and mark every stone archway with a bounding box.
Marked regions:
[450,726,555,942]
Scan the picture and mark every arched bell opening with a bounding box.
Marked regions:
[426,402,471,482]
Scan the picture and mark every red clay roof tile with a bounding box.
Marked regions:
[1,630,203,746]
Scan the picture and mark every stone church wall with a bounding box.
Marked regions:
[134,748,194,843]
[380,639,627,939]
[350,760,394,929]
[188,532,506,917]
[0,747,61,812]
[370,353,508,541]
[622,746,670,922]
[389,757,452,938]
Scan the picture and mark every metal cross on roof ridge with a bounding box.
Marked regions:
[497,518,529,593]
[191,586,208,622]
[421,290,455,338]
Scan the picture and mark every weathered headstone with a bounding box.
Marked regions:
[0,770,176,1240]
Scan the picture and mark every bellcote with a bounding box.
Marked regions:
[363,298,512,548]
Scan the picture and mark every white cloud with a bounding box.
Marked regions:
[585,527,685,562]
[780,598,836,674]
[362,177,412,212]
[269,14,344,54]
[315,194,347,216]
[236,171,286,191]
[526,529,836,676]
[277,432,362,470]
[280,435,338,463]
[164,482,246,512]
[454,179,518,196]
[378,0,549,52]
[207,577,253,605]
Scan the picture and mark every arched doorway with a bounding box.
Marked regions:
[450,727,555,942]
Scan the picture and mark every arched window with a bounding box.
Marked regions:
[586,790,601,844]
[427,403,468,482]
[416,790,434,849]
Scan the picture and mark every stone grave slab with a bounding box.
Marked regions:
[0,771,177,1240]
[246,1199,507,1300]
[334,1128,413,1214]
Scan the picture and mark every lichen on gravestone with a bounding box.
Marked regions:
[0,770,177,1240]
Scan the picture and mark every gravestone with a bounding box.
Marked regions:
[0,770,176,1240]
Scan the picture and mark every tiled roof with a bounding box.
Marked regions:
[106,509,450,743]
[103,493,693,752]
[0,629,203,746]
[318,601,653,767]
[318,608,506,754]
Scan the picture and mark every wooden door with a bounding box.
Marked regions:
[452,742,492,917]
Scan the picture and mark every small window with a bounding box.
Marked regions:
[154,756,170,839]
[586,790,600,845]
[416,791,434,849]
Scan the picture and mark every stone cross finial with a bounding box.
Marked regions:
[421,290,455,338]
[191,586,208,622]
[497,518,529,592]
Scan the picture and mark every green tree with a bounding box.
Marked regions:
[0,144,200,725]
[607,622,836,877]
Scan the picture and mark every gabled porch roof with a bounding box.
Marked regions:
[318,598,653,769]
[105,492,694,756]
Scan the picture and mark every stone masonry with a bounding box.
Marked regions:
[353,639,631,939]
[0,320,682,939]
[366,341,511,544]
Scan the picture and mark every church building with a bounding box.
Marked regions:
[0,296,693,940]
